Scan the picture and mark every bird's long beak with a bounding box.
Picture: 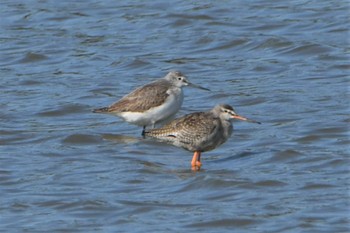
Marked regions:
[188,82,210,91]
[232,114,261,124]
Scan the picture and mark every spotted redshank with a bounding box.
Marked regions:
[93,71,209,135]
[144,104,260,171]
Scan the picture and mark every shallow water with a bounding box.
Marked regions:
[1,0,349,232]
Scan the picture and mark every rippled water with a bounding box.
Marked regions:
[1,0,349,232]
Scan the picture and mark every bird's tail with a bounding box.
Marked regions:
[143,128,176,139]
[92,107,110,113]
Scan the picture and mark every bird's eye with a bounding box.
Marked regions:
[178,77,182,81]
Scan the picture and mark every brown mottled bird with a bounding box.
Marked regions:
[93,71,209,135]
[144,104,260,171]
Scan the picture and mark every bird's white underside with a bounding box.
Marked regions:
[115,88,184,127]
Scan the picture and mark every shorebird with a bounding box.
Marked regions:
[144,104,260,171]
[93,71,209,134]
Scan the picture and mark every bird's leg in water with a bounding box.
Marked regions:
[191,151,202,171]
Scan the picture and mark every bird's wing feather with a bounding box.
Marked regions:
[107,80,170,112]
[146,112,219,145]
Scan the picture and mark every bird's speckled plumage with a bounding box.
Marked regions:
[145,104,260,170]
[145,104,235,152]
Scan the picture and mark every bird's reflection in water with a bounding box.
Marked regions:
[102,133,141,144]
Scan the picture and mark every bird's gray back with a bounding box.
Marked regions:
[106,79,173,113]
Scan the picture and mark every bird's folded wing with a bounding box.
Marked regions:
[107,81,170,113]
[146,112,219,145]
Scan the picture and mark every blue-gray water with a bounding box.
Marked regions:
[1,0,349,232]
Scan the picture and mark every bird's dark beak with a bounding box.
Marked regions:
[188,82,210,91]
[232,114,261,124]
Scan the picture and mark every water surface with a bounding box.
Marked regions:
[1,0,349,232]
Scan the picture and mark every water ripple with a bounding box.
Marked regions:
[1,0,349,232]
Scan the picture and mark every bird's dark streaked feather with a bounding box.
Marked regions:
[221,104,234,111]
[145,111,219,145]
[92,107,109,113]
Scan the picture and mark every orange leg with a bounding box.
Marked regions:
[191,151,202,171]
